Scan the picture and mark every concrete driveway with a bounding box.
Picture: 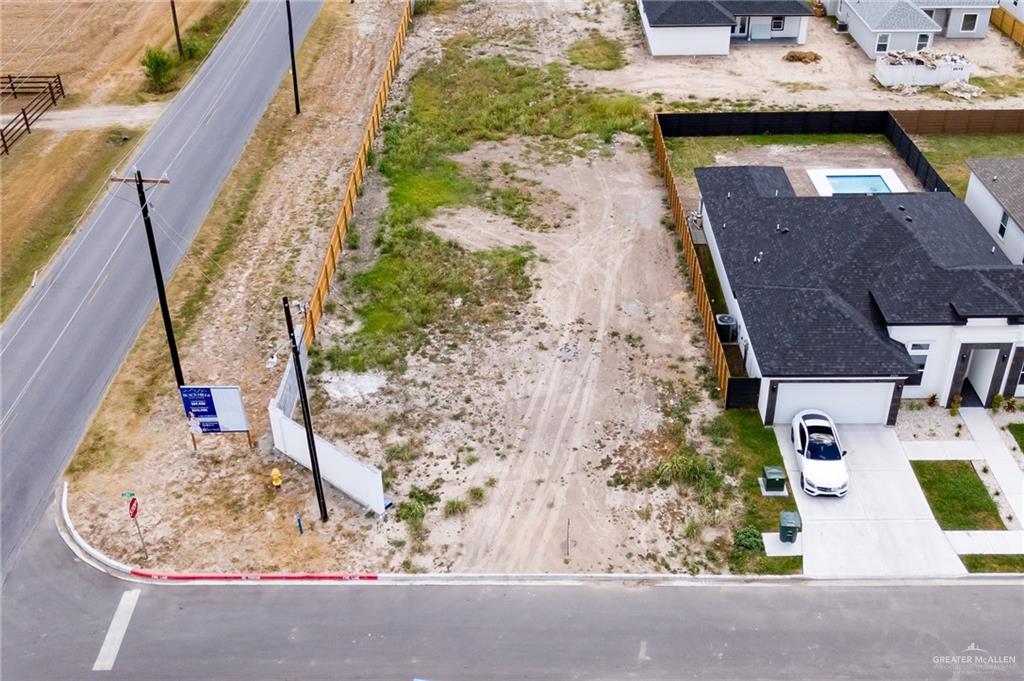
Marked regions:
[774,425,966,578]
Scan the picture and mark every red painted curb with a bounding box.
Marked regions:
[130,569,378,582]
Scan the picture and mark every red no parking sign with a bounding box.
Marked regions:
[128,496,139,519]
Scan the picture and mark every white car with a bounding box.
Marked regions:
[791,410,849,497]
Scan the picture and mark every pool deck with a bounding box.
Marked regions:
[806,167,908,197]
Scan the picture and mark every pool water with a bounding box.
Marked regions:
[827,174,891,194]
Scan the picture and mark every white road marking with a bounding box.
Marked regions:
[637,639,650,665]
[92,589,140,671]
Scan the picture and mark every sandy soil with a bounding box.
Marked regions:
[1,1,217,105]
[30,102,167,131]
[69,0,412,572]
[312,137,723,573]
[895,402,972,441]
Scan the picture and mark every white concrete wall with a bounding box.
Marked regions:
[875,58,969,86]
[1002,0,1024,22]
[888,322,1024,405]
[764,380,897,425]
[964,173,1024,265]
[744,15,805,41]
[966,347,1001,399]
[942,7,993,37]
[638,1,731,55]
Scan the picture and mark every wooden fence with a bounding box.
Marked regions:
[992,6,1024,46]
[892,108,1024,135]
[301,1,412,347]
[0,74,64,155]
[652,114,731,404]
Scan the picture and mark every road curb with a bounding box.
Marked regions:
[59,481,1024,587]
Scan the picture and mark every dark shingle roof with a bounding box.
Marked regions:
[966,157,1024,224]
[695,166,1024,378]
[642,0,811,27]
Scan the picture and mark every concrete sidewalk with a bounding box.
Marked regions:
[774,425,966,578]
[953,409,1022,524]
[946,531,1024,554]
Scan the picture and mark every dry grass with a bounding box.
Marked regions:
[0,128,142,320]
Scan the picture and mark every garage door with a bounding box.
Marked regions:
[770,382,895,425]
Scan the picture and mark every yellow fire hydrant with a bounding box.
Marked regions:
[271,468,282,490]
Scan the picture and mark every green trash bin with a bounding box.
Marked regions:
[779,511,801,543]
[763,465,786,492]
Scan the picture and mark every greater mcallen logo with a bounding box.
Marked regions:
[933,643,1017,671]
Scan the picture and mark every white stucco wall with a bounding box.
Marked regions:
[964,173,1024,265]
[637,1,732,55]
[941,7,993,37]
[743,15,807,42]
[888,322,1024,404]
[762,379,897,425]
[1002,0,1024,22]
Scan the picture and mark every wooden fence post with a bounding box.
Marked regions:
[7,74,16,99]
[47,82,57,106]
[1,129,8,155]
[21,107,30,133]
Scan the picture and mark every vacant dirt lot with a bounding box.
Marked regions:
[1,0,215,106]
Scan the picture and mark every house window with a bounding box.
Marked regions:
[906,343,930,386]
[1019,361,1024,386]
[917,33,930,50]
[876,33,890,53]
[998,210,1009,239]
[961,13,978,32]
[771,16,785,31]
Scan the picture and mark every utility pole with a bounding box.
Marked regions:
[285,0,301,115]
[170,0,184,60]
[111,170,184,388]
[282,297,328,522]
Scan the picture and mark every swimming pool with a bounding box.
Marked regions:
[826,174,891,194]
[806,168,907,197]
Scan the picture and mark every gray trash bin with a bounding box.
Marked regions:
[763,465,786,492]
[779,511,801,543]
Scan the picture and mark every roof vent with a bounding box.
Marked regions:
[774,189,779,197]
[992,246,997,254]
[753,250,763,264]
[898,205,905,211]
[992,175,998,182]
[727,191,732,199]
[905,216,913,222]
[775,223,781,231]
[780,226,790,234]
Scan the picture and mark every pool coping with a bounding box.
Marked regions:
[806,167,907,197]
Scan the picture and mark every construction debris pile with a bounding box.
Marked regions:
[880,50,969,69]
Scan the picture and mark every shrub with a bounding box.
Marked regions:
[1004,397,1019,413]
[396,500,426,523]
[950,393,963,417]
[180,36,204,61]
[733,525,764,553]
[927,393,939,407]
[141,47,175,92]
[991,394,1004,412]
[468,486,485,504]
[444,499,468,517]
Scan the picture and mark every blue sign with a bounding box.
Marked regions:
[181,387,222,433]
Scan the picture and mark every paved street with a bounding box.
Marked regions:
[3,507,1022,681]
[0,0,321,573]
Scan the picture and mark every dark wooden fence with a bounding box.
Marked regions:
[1,74,65,155]
[652,107,1024,409]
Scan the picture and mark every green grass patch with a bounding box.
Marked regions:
[911,460,1005,530]
[969,74,1024,99]
[715,410,801,575]
[567,30,626,70]
[664,133,889,178]
[961,554,1024,573]
[323,228,533,373]
[916,134,1024,198]
[378,40,647,228]
[1009,423,1024,451]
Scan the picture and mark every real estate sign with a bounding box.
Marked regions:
[180,386,249,433]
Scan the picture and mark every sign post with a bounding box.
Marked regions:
[128,497,149,560]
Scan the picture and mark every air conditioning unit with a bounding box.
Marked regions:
[715,314,738,343]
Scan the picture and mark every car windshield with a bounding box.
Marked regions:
[806,432,842,461]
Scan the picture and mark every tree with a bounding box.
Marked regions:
[141,47,175,93]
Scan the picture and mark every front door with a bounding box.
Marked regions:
[947,343,1014,407]
[732,16,749,37]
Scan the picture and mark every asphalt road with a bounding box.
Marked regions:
[3,512,1023,681]
[0,0,321,573]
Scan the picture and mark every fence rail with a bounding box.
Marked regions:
[652,115,731,404]
[1,74,64,155]
[301,2,412,347]
[992,6,1024,46]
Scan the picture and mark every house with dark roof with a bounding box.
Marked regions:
[637,0,813,56]
[695,165,1024,425]
[965,157,1024,266]
[824,0,997,58]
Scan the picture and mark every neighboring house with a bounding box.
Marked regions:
[964,157,1024,266]
[695,166,1024,425]
[637,0,812,56]
[1001,0,1024,22]
[827,0,997,58]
